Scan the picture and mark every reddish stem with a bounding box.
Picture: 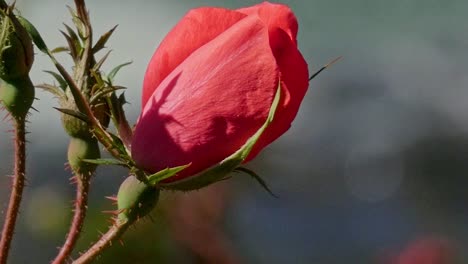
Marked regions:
[52,178,90,264]
[0,117,27,264]
[72,218,130,264]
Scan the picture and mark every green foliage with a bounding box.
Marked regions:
[82,158,127,167]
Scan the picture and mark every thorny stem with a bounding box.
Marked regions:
[72,218,131,264]
[0,117,27,264]
[52,177,90,264]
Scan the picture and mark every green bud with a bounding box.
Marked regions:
[117,176,159,222]
[60,94,110,138]
[60,99,92,138]
[0,76,34,119]
[0,10,34,80]
[67,137,100,177]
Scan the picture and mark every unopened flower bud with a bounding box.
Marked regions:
[67,137,100,177]
[60,99,92,138]
[117,176,159,222]
[0,8,35,119]
[0,10,34,80]
[0,76,34,119]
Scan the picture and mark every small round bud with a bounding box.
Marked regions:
[60,99,92,138]
[0,76,34,119]
[117,176,159,222]
[67,137,100,177]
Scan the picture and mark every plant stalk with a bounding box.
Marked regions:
[52,178,90,264]
[72,218,131,264]
[0,117,27,264]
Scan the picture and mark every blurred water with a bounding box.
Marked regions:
[1,0,468,263]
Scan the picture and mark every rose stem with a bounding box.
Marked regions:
[52,178,90,264]
[72,218,131,264]
[0,117,27,264]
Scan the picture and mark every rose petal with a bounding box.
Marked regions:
[142,8,247,108]
[246,27,309,162]
[237,2,299,45]
[132,15,279,181]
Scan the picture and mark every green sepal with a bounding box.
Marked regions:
[66,6,86,39]
[16,15,48,53]
[92,25,117,53]
[60,28,80,60]
[106,61,131,84]
[147,164,191,186]
[54,107,89,123]
[92,50,111,72]
[117,176,160,222]
[107,130,129,157]
[161,82,281,191]
[44,70,67,91]
[234,167,278,197]
[89,85,124,105]
[107,92,132,147]
[82,158,127,167]
[36,83,65,99]
[50,46,69,54]
[0,10,34,80]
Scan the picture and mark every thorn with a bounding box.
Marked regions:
[147,214,156,224]
[105,196,117,201]
[102,209,123,215]
[69,176,78,184]
[309,56,342,81]
[30,106,39,112]
[2,112,12,122]
[105,196,118,205]
[235,167,279,198]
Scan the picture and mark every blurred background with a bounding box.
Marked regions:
[1,0,468,263]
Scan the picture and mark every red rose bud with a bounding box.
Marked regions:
[132,2,309,185]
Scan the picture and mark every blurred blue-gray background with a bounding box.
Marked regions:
[1,0,468,263]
